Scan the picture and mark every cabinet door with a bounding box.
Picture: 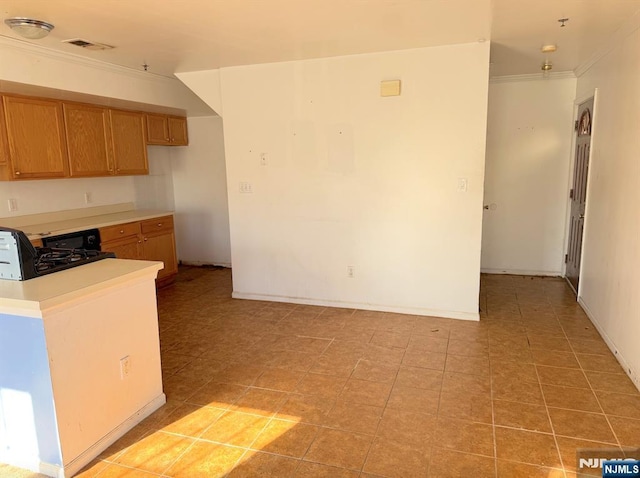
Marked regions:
[2,96,68,179]
[146,114,170,145]
[64,103,113,177]
[143,230,178,280]
[0,98,9,167]
[110,109,148,175]
[168,116,188,145]
[101,236,143,260]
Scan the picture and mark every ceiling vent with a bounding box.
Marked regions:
[62,38,114,51]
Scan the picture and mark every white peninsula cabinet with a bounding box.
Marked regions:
[0,259,164,478]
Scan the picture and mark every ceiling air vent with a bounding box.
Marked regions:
[61,38,114,51]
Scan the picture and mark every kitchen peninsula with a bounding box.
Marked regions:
[0,259,164,478]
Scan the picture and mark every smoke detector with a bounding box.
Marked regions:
[62,38,114,51]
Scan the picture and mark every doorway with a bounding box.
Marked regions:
[565,97,594,293]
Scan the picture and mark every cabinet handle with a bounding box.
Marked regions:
[14,171,20,175]
[165,137,170,141]
[138,240,142,244]
[116,168,120,173]
[119,230,125,234]
[157,223,163,227]
[144,237,148,242]
[171,138,175,142]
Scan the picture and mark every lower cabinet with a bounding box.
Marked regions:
[100,215,177,286]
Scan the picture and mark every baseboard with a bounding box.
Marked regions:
[231,291,479,321]
[62,393,166,477]
[578,298,640,393]
[179,260,232,268]
[481,268,562,277]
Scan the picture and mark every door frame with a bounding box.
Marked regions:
[562,88,599,296]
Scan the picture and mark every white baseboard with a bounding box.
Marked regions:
[231,291,479,321]
[481,268,562,277]
[0,394,166,478]
[578,298,640,392]
[61,393,167,478]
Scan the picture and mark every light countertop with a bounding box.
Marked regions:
[17,209,174,240]
[0,259,163,318]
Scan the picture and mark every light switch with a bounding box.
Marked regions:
[239,182,253,194]
[457,178,468,192]
[380,80,401,97]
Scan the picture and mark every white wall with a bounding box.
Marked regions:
[0,148,173,218]
[171,117,231,266]
[575,22,640,387]
[211,43,490,319]
[481,76,577,275]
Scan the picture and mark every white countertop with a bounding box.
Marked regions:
[0,259,163,318]
[18,209,173,240]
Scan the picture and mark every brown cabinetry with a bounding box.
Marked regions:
[64,103,113,177]
[146,114,188,146]
[2,96,69,180]
[100,215,177,286]
[110,109,149,175]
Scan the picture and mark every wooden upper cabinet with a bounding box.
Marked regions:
[64,103,113,177]
[109,109,148,175]
[168,116,188,145]
[146,114,188,146]
[0,98,9,167]
[2,96,68,179]
[146,114,170,145]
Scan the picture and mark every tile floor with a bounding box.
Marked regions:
[6,268,640,477]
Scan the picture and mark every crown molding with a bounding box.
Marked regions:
[0,34,179,84]
[490,71,576,83]
[574,10,640,78]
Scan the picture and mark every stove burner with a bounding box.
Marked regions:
[35,248,102,272]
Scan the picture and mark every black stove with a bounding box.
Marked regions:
[0,228,115,281]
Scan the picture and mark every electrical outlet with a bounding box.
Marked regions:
[7,198,18,212]
[84,192,93,204]
[347,266,355,278]
[120,355,131,379]
[239,181,253,194]
[457,178,468,192]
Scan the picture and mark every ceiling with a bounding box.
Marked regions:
[0,0,639,78]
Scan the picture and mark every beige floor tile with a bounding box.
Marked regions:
[376,408,436,449]
[396,366,443,391]
[370,330,411,348]
[493,400,552,433]
[541,384,602,413]
[114,430,194,474]
[496,460,565,477]
[584,370,640,394]
[576,353,624,373]
[303,428,373,470]
[434,417,495,456]
[536,365,590,388]
[494,427,561,468]
[277,393,335,425]
[186,381,248,408]
[428,448,496,477]
[253,368,305,391]
[548,408,617,443]
[338,378,392,407]
[441,371,491,394]
[608,416,640,447]
[438,389,493,423]
[492,375,545,405]
[94,464,160,477]
[164,441,245,478]
[568,338,613,356]
[555,436,623,473]
[159,404,225,437]
[251,419,318,457]
[363,437,430,477]
[351,360,399,383]
[231,387,288,416]
[407,335,449,353]
[595,390,640,419]
[531,350,580,369]
[227,451,300,477]
[294,461,360,477]
[324,401,383,434]
[444,354,491,376]
[446,339,489,357]
[294,372,347,398]
[403,350,447,370]
[387,385,440,414]
[200,410,270,447]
